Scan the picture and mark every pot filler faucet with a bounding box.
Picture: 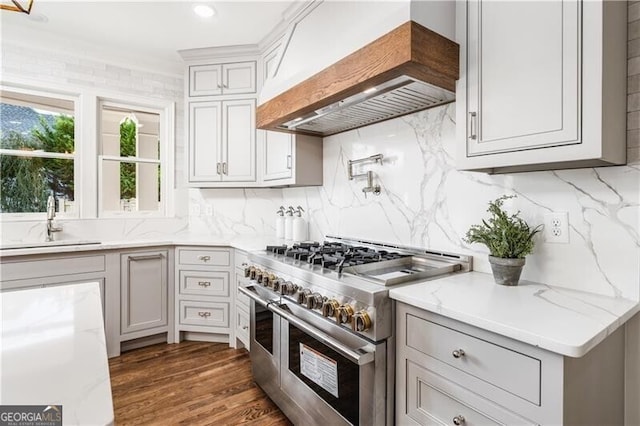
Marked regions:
[348,154,383,197]
[46,193,63,242]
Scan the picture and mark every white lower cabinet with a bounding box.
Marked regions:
[396,302,625,425]
[234,249,250,349]
[174,246,233,341]
[120,250,169,338]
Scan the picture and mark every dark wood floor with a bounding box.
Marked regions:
[109,342,292,425]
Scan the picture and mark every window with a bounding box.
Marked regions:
[0,89,77,215]
[99,101,164,216]
[0,83,174,220]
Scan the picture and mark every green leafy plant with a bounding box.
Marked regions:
[464,195,542,259]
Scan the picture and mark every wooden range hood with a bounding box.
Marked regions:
[256,21,459,137]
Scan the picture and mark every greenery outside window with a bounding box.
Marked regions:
[0,89,78,216]
[99,101,163,216]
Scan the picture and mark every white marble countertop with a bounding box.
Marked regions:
[0,234,284,258]
[0,282,114,425]
[389,272,640,357]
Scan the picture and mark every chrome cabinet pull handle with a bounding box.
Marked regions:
[452,349,465,359]
[198,255,211,262]
[453,415,465,425]
[216,162,221,175]
[198,311,211,318]
[198,281,211,287]
[129,254,163,261]
[222,162,228,175]
[469,112,477,140]
[286,154,292,169]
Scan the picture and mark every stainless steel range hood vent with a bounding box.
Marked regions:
[257,21,459,137]
[279,76,454,136]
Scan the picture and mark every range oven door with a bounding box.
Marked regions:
[247,286,281,396]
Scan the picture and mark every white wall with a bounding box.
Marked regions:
[0,40,190,242]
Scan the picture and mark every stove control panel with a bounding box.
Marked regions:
[244,264,372,334]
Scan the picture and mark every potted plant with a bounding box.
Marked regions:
[464,195,542,286]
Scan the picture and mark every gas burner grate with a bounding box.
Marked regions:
[267,241,410,273]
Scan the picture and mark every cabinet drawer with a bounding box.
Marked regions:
[179,300,229,328]
[234,250,249,271]
[236,272,250,307]
[179,270,229,297]
[178,248,230,266]
[406,361,534,426]
[406,313,541,405]
[236,305,250,346]
[1,255,105,282]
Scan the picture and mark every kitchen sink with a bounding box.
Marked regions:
[0,240,102,250]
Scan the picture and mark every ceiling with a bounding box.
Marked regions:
[0,1,296,74]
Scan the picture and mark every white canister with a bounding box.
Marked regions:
[284,206,294,240]
[292,216,307,242]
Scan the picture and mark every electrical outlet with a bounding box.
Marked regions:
[544,211,569,243]
[205,203,213,217]
[190,204,201,217]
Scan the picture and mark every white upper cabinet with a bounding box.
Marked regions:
[189,99,256,185]
[222,99,256,182]
[189,61,256,97]
[457,0,627,173]
[466,1,579,155]
[261,132,322,186]
[263,131,292,181]
[190,101,222,182]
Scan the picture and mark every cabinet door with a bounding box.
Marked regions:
[189,101,222,182]
[189,64,223,97]
[121,251,168,335]
[222,62,256,95]
[263,131,293,181]
[465,0,580,156]
[221,99,256,182]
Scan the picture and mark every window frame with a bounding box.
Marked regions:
[97,98,174,218]
[0,84,82,220]
[0,81,175,221]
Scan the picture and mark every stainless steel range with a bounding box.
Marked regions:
[238,236,472,425]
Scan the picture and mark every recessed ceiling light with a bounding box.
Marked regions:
[363,87,377,94]
[194,4,215,18]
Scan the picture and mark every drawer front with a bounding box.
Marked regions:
[236,272,250,307]
[1,255,105,282]
[406,361,534,426]
[236,305,250,346]
[180,270,229,297]
[407,313,541,405]
[179,300,229,328]
[178,248,230,266]
[234,250,249,271]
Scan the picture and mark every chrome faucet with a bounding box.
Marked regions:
[347,154,383,198]
[46,194,63,242]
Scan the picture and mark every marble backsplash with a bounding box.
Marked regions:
[191,103,640,301]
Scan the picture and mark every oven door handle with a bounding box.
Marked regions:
[238,285,271,308]
[269,302,375,366]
